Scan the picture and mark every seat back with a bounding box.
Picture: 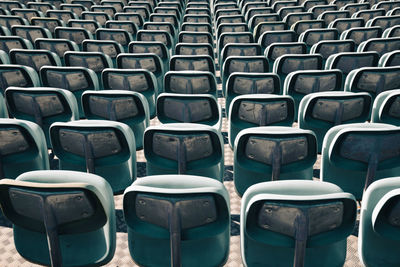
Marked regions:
[371,89,400,126]
[9,49,61,73]
[55,26,93,47]
[0,65,39,95]
[164,71,217,97]
[0,36,32,54]
[340,26,382,47]
[35,38,79,63]
[358,37,400,57]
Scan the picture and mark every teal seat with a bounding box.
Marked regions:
[344,66,400,101]
[226,72,281,111]
[258,30,296,51]
[143,22,176,41]
[273,1,298,13]
[156,93,222,131]
[50,120,136,194]
[371,89,400,126]
[309,4,337,18]
[245,6,271,22]
[101,68,158,119]
[144,123,225,181]
[254,21,286,42]
[10,25,51,44]
[366,15,400,32]
[340,26,382,47]
[96,28,134,52]
[124,6,150,21]
[327,17,364,35]
[154,7,181,21]
[358,37,400,57]
[352,8,385,24]
[317,10,350,25]
[40,66,100,118]
[229,94,295,148]
[60,3,88,17]
[290,19,325,36]
[34,38,79,65]
[321,123,400,200]
[123,174,230,267]
[299,91,371,152]
[373,0,400,12]
[241,180,357,267]
[265,42,307,71]
[310,40,355,64]
[28,2,55,13]
[128,41,169,72]
[137,30,174,54]
[81,11,111,27]
[181,22,212,34]
[234,126,317,196]
[102,0,123,12]
[54,26,93,48]
[178,31,213,45]
[298,28,339,51]
[220,43,262,71]
[175,43,214,58]
[183,14,211,24]
[359,177,400,267]
[5,87,79,148]
[0,170,116,267]
[149,13,179,32]
[216,14,245,30]
[382,25,400,38]
[0,118,49,179]
[0,64,39,95]
[10,49,60,73]
[91,5,116,17]
[249,14,280,32]
[217,32,254,59]
[164,70,217,97]
[283,12,314,28]
[0,1,24,10]
[216,23,249,41]
[170,55,215,74]
[82,39,124,66]
[115,12,144,29]
[66,19,100,33]
[82,89,149,150]
[302,0,328,11]
[0,15,28,28]
[106,20,138,36]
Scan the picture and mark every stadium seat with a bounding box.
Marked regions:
[290,19,325,36]
[34,38,79,64]
[298,28,339,51]
[0,15,28,28]
[254,21,286,42]
[81,11,111,26]
[114,12,144,28]
[317,10,350,25]
[175,43,214,58]
[258,30,296,51]
[54,26,93,48]
[95,28,133,52]
[328,17,364,35]
[60,3,87,17]
[163,71,218,97]
[106,20,138,36]
[371,89,400,126]
[283,12,314,28]
[366,15,400,32]
[358,37,400,57]
[137,30,174,53]
[30,17,64,35]
[180,22,212,34]
[82,40,124,66]
[340,2,370,15]
[0,36,31,55]
[265,42,307,71]
[9,49,61,73]
[0,65,39,95]
[143,22,176,40]
[340,26,382,47]
[352,8,385,24]
[46,10,78,24]
[170,55,215,74]
[28,2,56,14]
[310,40,355,64]
[309,4,337,18]
[220,43,262,71]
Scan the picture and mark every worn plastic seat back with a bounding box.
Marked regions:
[96,28,133,50]
[298,28,339,50]
[106,20,138,36]
[137,30,173,51]
[290,19,325,36]
[299,91,371,152]
[234,127,317,196]
[114,12,144,28]
[67,19,100,34]
[128,40,169,71]
[9,49,61,73]
[0,170,116,266]
[123,175,230,267]
[358,37,400,57]
[175,43,214,58]
[144,123,224,181]
[31,17,63,35]
[35,38,79,63]
[265,42,307,71]
[258,30,296,50]
[254,21,286,42]
[0,65,39,95]
[220,43,262,70]
[371,89,400,126]
[321,123,400,199]
[54,26,93,47]
[60,3,87,17]
[0,36,32,54]
[383,25,400,38]
[170,55,215,74]
[5,87,79,148]
[352,8,385,24]
[0,118,49,179]
[81,40,123,67]
[340,26,382,47]
[82,90,149,150]
[50,120,136,193]
[241,180,357,266]
[164,71,217,97]
[310,40,355,63]
[11,25,52,44]
[0,15,28,28]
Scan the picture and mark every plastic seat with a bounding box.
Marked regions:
[218,32,254,56]
[299,91,372,152]
[137,30,174,53]
[5,87,79,148]
[30,17,64,35]
[94,29,132,52]
[0,15,28,28]
[34,38,79,64]
[183,14,211,24]
[265,42,307,71]
[279,7,305,20]
[366,15,400,32]
[272,1,298,13]
[127,1,153,13]
[71,0,94,9]
[317,10,350,25]
[0,64,39,95]
[248,14,280,31]
[245,6,273,21]
[229,94,295,148]
[331,0,357,8]
[321,123,400,199]
[55,27,93,48]
[216,23,249,39]
[379,50,400,67]
[253,21,286,42]
[164,71,217,97]
[82,39,123,67]
[310,40,355,63]
[283,12,314,28]
[309,4,337,18]
[216,14,245,30]
[258,30,296,51]
[128,41,169,72]
[102,0,124,12]
[27,2,56,13]
[123,174,230,267]
[358,37,400,57]
[143,22,176,40]
[340,2,370,15]
[60,3,88,17]
[372,0,400,12]
[156,93,222,130]
[178,31,213,45]
[241,179,357,266]
[10,25,52,44]
[352,8,385,24]
[387,6,400,16]
[50,120,136,193]
[46,10,78,24]
[40,66,100,118]
[298,28,339,51]
[81,11,111,26]
[0,118,49,179]
[154,7,181,19]
[9,49,60,73]
[114,12,144,28]
[91,5,116,17]
[222,56,270,96]
[149,14,179,30]
[101,68,158,118]
[144,124,224,181]
[175,43,214,58]
[220,43,262,71]
[180,22,212,34]
[82,90,150,150]
[123,6,150,21]
[302,0,327,10]
[345,66,400,101]
[290,19,325,36]
[234,127,317,196]
[106,20,138,36]
[340,26,382,47]
[383,25,400,38]
[371,89,400,126]
[67,19,100,35]
[170,55,215,74]
[10,8,43,22]
[185,7,210,16]
[328,17,364,35]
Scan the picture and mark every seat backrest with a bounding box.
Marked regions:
[254,21,286,42]
[9,49,61,73]
[0,36,31,55]
[340,26,382,47]
[371,89,400,126]
[82,39,124,60]
[0,64,39,95]
[310,39,355,61]
[163,70,217,97]
[358,37,400,57]
[290,19,325,36]
[265,42,307,71]
[298,28,339,50]
[35,38,79,61]
[0,15,28,28]
[81,11,111,26]
[46,10,78,24]
[64,51,113,77]
[137,29,173,50]
[318,10,350,25]
[352,8,385,24]
[60,3,88,17]
[105,20,138,36]
[55,26,93,46]
[379,50,400,67]
[31,17,63,35]
[67,19,100,34]
[170,55,215,74]
[220,43,262,69]
[175,43,214,58]
[115,12,144,28]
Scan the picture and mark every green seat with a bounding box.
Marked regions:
[34,38,79,65]
[163,70,218,97]
[115,12,144,29]
[254,21,287,42]
[154,7,181,20]
[366,15,400,32]
[9,48,60,73]
[359,177,400,267]
[50,120,136,194]
[234,126,317,196]
[71,0,94,9]
[28,1,56,13]
[5,87,79,148]
[273,1,298,13]
[0,118,49,179]
[340,26,382,48]
[220,43,262,71]
[149,13,179,32]
[216,23,249,40]
[178,31,213,45]
[310,40,355,64]
[352,8,385,24]
[10,25,51,43]
[0,15,28,28]
[180,22,212,34]
[216,14,245,30]
[126,1,152,14]
[382,25,400,38]
[371,89,400,126]
[302,0,328,11]
[156,93,222,130]
[0,64,39,96]
[331,0,357,8]
[0,1,24,10]
[82,39,124,67]
[144,123,224,181]
[60,3,88,17]
[183,14,211,24]
[106,20,138,36]
[91,5,117,17]
[96,28,134,52]
[82,89,150,150]
[309,4,337,18]
[283,12,314,28]
[123,174,230,267]
[229,94,295,148]
[258,30,296,51]
[298,91,372,152]
[101,68,158,119]
[245,6,272,22]
[137,30,174,54]
[46,10,79,24]
[143,22,176,41]
[81,11,111,27]
[290,19,325,37]
[54,26,93,50]
[218,32,254,58]
[124,6,150,21]
[321,123,400,200]
[344,66,400,101]
[0,170,116,267]
[298,28,339,51]
[358,37,400,57]
[175,43,214,58]
[67,19,100,35]
[265,42,307,71]
[241,179,357,266]
[340,2,370,15]
[327,17,364,35]
[317,10,350,25]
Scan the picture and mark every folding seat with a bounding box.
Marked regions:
[372,0,400,12]
[123,175,230,267]
[216,23,249,39]
[328,17,364,35]
[106,20,138,36]
[358,37,400,57]
[30,17,64,36]
[169,55,215,75]
[137,30,174,53]
[234,127,317,195]
[96,28,133,52]
[5,87,80,148]
[218,32,254,58]
[115,12,144,28]
[45,0,65,9]
[91,4,116,18]
[366,15,400,32]
[241,180,357,266]
[0,65,40,95]
[258,30,296,51]
[149,14,179,31]
[352,9,385,24]
[0,15,28,28]
[379,50,400,67]
[71,0,95,9]
[81,11,111,26]
[317,10,350,25]
[60,3,88,17]
[154,7,181,20]
[265,42,307,71]
[387,6,400,16]
[0,1,24,11]
[101,68,158,118]
[272,0,298,13]
[248,14,280,31]
[310,40,355,64]
[321,123,400,199]
[50,120,136,193]
[340,26,382,47]
[178,31,213,46]
[128,40,169,72]
[340,2,370,15]
[215,8,241,22]
[46,10,79,24]
[9,49,61,74]
[309,4,337,18]
[222,56,270,96]
[290,19,325,36]
[0,36,32,54]
[124,6,150,21]
[27,2,56,14]
[229,94,295,148]
[143,124,224,181]
[254,21,287,42]
[181,22,212,34]
[185,7,210,16]
[301,0,327,11]
[278,6,304,19]
[220,43,262,70]
[244,4,270,20]
[298,28,339,51]
[67,19,100,35]
[82,40,124,67]
[101,0,124,12]
[0,93,7,117]
[117,53,164,97]
[126,1,153,14]
[283,12,314,28]
[383,25,400,38]
[299,91,372,152]
[55,27,93,49]
[371,89,400,126]
[156,93,222,130]
[82,90,149,149]
[183,14,212,24]
[143,22,176,40]
[10,8,43,22]
[10,25,52,44]
[0,119,49,179]
[164,71,218,97]
[330,0,357,9]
